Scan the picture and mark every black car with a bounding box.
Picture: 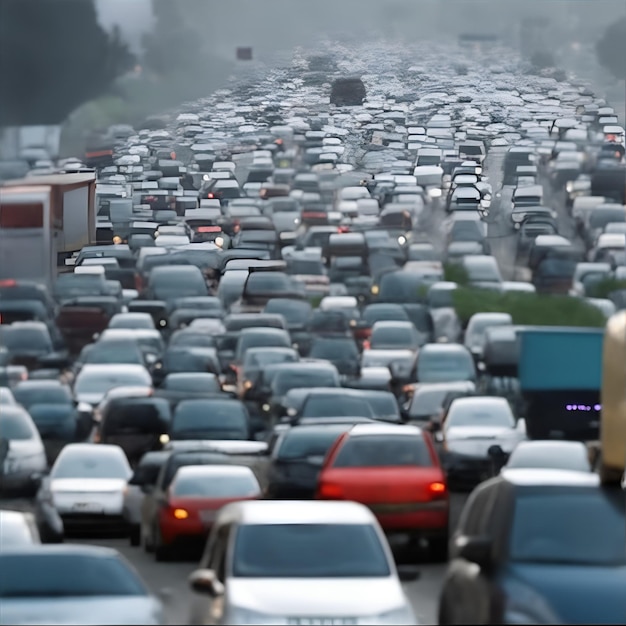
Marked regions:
[265,424,352,499]
[438,470,625,625]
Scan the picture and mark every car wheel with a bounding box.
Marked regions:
[429,533,449,563]
[129,524,141,547]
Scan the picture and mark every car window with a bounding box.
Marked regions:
[232,523,390,578]
[510,488,625,566]
[172,472,259,498]
[277,428,347,460]
[0,553,147,597]
[301,395,374,419]
[333,434,432,467]
[51,451,130,480]
[0,411,34,440]
[446,402,514,428]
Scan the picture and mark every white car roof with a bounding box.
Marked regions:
[349,423,423,437]
[501,468,600,487]
[216,500,378,526]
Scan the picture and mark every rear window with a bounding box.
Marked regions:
[172,472,259,498]
[309,338,359,360]
[0,553,147,598]
[271,369,338,397]
[277,427,347,460]
[417,349,476,383]
[102,399,171,435]
[0,411,33,440]
[301,394,374,419]
[333,434,432,467]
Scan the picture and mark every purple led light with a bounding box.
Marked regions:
[565,404,602,412]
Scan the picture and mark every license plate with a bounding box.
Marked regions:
[72,502,103,513]
[287,617,357,626]
[199,510,216,524]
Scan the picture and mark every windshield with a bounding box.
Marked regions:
[447,402,514,428]
[333,434,432,467]
[243,350,297,371]
[264,300,312,325]
[232,523,391,578]
[172,472,259,498]
[51,451,130,480]
[0,411,34,440]
[74,370,149,395]
[84,341,144,365]
[301,394,375,418]
[417,350,475,383]
[510,489,625,566]
[0,553,147,598]
[0,328,52,353]
[277,427,348,460]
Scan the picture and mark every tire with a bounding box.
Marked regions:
[430,533,449,563]
[129,525,140,547]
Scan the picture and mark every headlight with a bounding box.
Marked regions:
[244,380,253,390]
[373,605,417,625]
[262,403,270,412]
[159,433,170,445]
[428,187,442,198]
[146,353,157,364]
[215,236,224,247]
[398,235,407,245]
[371,284,379,295]
[566,182,574,193]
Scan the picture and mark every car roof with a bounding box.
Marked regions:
[500,468,601,487]
[349,423,422,438]
[450,395,509,408]
[0,543,120,558]
[216,499,377,525]
[173,464,255,479]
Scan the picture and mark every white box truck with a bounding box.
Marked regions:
[0,173,96,289]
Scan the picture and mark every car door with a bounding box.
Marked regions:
[439,483,498,624]
[190,521,233,625]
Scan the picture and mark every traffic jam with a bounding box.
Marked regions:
[0,40,625,625]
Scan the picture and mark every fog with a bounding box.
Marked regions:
[169,0,625,60]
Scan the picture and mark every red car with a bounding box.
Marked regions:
[154,464,261,561]
[316,423,449,561]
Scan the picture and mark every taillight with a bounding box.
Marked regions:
[362,340,371,350]
[429,481,447,499]
[318,482,344,500]
[171,508,189,520]
[207,193,214,199]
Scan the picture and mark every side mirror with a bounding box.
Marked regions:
[456,535,492,569]
[189,569,224,597]
[397,565,421,582]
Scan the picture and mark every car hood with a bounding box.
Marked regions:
[0,596,163,625]
[228,577,407,617]
[51,478,128,493]
[503,562,626,624]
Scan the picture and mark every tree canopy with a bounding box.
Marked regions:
[0,0,135,126]
[595,16,626,80]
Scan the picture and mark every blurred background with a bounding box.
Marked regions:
[0,0,624,158]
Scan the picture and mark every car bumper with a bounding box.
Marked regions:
[444,452,505,487]
[60,512,128,532]
[160,519,208,546]
[367,501,449,532]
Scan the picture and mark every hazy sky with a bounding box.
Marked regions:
[94,0,153,52]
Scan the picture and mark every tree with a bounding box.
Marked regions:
[0,0,135,126]
[596,16,626,80]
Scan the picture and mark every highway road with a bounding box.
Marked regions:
[74,492,469,626]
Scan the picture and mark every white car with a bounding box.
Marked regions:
[38,443,132,533]
[0,405,47,495]
[188,500,419,625]
[0,510,41,546]
[503,440,592,473]
[0,386,17,405]
[73,363,153,407]
[441,396,527,488]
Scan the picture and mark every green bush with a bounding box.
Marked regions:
[452,287,606,328]
[586,278,626,300]
[443,263,470,286]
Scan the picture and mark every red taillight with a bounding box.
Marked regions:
[197,226,221,233]
[170,152,176,160]
[207,193,214,199]
[318,483,344,500]
[0,279,17,287]
[428,481,447,499]
[362,340,371,350]
[337,226,350,233]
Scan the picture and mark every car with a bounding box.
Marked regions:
[0,386,17,405]
[170,398,251,441]
[36,443,132,534]
[0,405,48,495]
[439,396,527,489]
[0,510,41,546]
[153,464,262,561]
[438,469,625,625]
[0,544,165,625]
[187,500,418,625]
[316,423,449,560]
[265,423,352,499]
[73,363,153,407]
[107,312,156,330]
[367,320,421,351]
[502,440,592,473]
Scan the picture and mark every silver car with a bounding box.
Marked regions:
[0,510,41,547]
[0,544,165,625]
[37,443,132,534]
[0,405,47,495]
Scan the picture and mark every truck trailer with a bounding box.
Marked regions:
[0,173,96,289]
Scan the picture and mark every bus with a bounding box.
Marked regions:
[599,311,626,485]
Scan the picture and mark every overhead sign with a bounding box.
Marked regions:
[236,47,253,61]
